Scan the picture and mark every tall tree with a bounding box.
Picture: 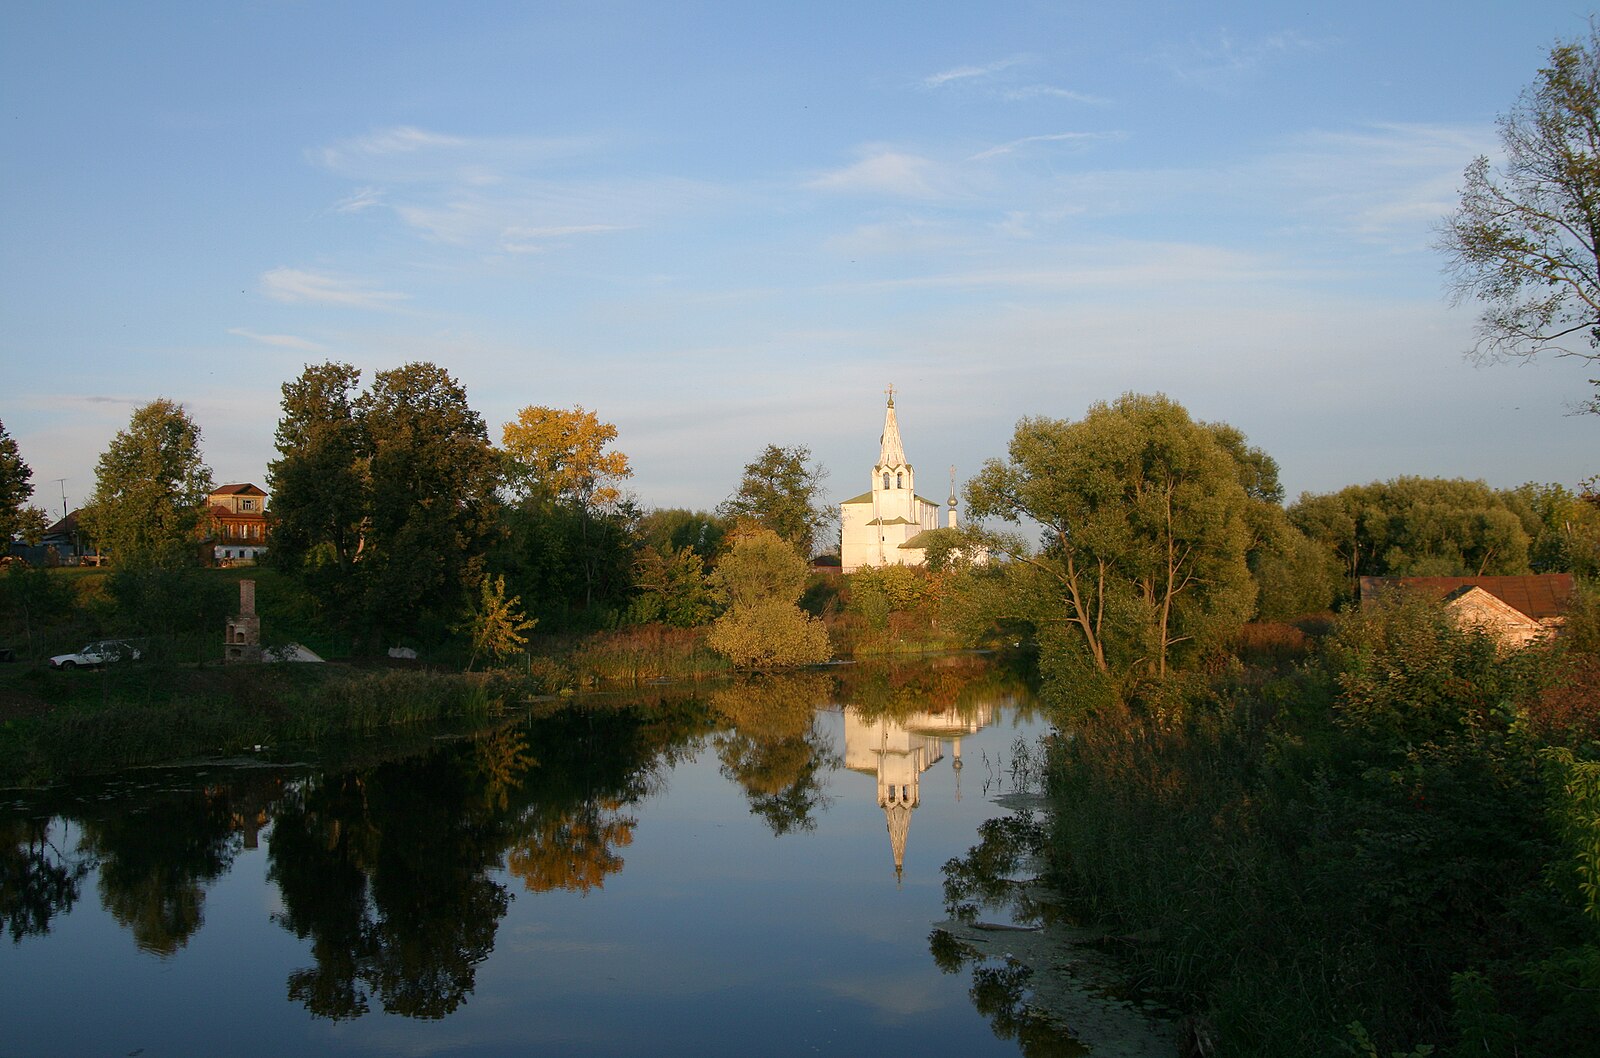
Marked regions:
[268,362,368,577]
[0,419,36,543]
[718,444,831,559]
[1439,25,1600,392]
[356,363,500,641]
[83,399,213,565]
[967,393,1255,682]
[500,405,633,611]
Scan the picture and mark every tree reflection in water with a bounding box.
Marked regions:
[709,672,840,836]
[0,816,93,943]
[269,697,713,1019]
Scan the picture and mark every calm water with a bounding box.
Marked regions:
[1,660,1066,1057]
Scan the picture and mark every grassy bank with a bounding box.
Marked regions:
[1039,601,1600,1057]
[0,661,562,788]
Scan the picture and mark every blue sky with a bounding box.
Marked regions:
[3,1,1596,522]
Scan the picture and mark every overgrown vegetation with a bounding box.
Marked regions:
[1040,594,1600,1056]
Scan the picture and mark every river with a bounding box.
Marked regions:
[1,659,1173,1057]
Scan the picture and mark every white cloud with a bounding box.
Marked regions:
[1000,84,1107,105]
[332,186,385,213]
[922,56,1029,88]
[226,328,326,351]
[969,131,1119,161]
[500,223,631,254]
[808,148,946,199]
[312,125,595,182]
[260,268,409,310]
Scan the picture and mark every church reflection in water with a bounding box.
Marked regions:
[842,703,996,881]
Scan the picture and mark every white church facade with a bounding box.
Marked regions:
[838,388,958,574]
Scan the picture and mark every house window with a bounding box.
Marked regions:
[241,499,255,511]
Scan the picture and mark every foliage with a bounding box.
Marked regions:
[967,393,1256,681]
[1043,595,1600,1056]
[628,543,716,627]
[496,406,635,618]
[1289,477,1533,586]
[705,528,830,668]
[462,575,536,670]
[82,399,213,565]
[718,444,831,558]
[356,363,501,643]
[1439,25,1600,381]
[0,419,35,544]
[634,507,729,563]
[1499,481,1600,576]
[267,362,368,597]
[267,362,501,645]
[500,405,632,509]
[707,526,810,610]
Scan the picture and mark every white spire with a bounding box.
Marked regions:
[878,384,906,468]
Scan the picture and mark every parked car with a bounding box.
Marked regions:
[49,640,142,669]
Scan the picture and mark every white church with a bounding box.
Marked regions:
[838,387,959,573]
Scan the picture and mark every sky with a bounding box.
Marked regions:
[3,1,1597,523]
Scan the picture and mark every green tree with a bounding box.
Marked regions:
[356,363,501,642]
[719,444,831,559]
[1289,477,1532,584]
[267,363,368,579]
[967,393,1255,683]
[1439,25,1600,391]
[705,528,830,668]
[629,544,716,627]
[82,399,213,565]
[0,419,36,543]
[1500,480,1600,576]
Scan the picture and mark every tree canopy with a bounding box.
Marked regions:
[501,405,632,510]
[1288,477,1532,581]
[0,420,36,543]
[1440,25,1600,387]
[967,393,1255,683]
[84,399,213,564]
[718,444,831,559]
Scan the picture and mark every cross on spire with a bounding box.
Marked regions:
[885,382,895,407]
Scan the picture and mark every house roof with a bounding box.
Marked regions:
[210,483,267,497]
[1359,575,1576,621]
[210,505,269,523]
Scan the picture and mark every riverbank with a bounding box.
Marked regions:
[0,661,552,788]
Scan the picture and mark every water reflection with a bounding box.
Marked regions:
[710,672,838,836]
[2,659,1073,1057]
[0,815,92,941]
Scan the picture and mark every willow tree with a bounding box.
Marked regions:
[967,393,1255,684]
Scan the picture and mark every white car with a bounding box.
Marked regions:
[49,640,143,669]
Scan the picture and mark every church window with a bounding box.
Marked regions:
[896,472,903,489]
[882,472,890,489]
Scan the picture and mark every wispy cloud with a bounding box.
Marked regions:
[922,56,1029,88]
[500,223,632,254]
[969,131,1121,161]
[999,84,1108,105]
[312,125,596,182]
[808,148,945,199]
[332,186,385,213]
[227,327,326,351]
[1152,29,1321,91]
[260,268,409,311]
